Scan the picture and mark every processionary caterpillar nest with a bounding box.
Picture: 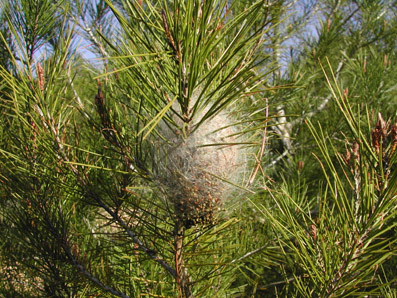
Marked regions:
[157,101,244,228]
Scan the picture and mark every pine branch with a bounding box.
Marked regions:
[66,67,89,119]
[61,241,130,298]
[267,60,345,169]
[174,222,192,298]
[292,60,344,127]
[87,189,177,278]
[230,244,267,264]
[47,113,176,279]
[263,150,289,169]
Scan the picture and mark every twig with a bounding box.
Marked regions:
[80,17,110,58]
[248,98,269,185]
[259,275,307,290]
[264,150,289,169]
[290,61,344,128]
[273,107,292,151]
[88,190,177,278]
[66,66,90,120]
[62,242,130,298]
[174,222,192,298]
[268,60,345,168]
[230,244,267,264]
[50,122,176,278]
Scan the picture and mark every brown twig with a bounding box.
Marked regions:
[174,221,192,298]
[249,98,269,185]
[88,190,177,279]
[61,240,130,298]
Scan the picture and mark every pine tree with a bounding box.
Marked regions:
[0,0,396,297]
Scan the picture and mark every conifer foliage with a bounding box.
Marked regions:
[0,0,396,297]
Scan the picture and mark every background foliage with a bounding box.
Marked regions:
[0,0,396,297]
